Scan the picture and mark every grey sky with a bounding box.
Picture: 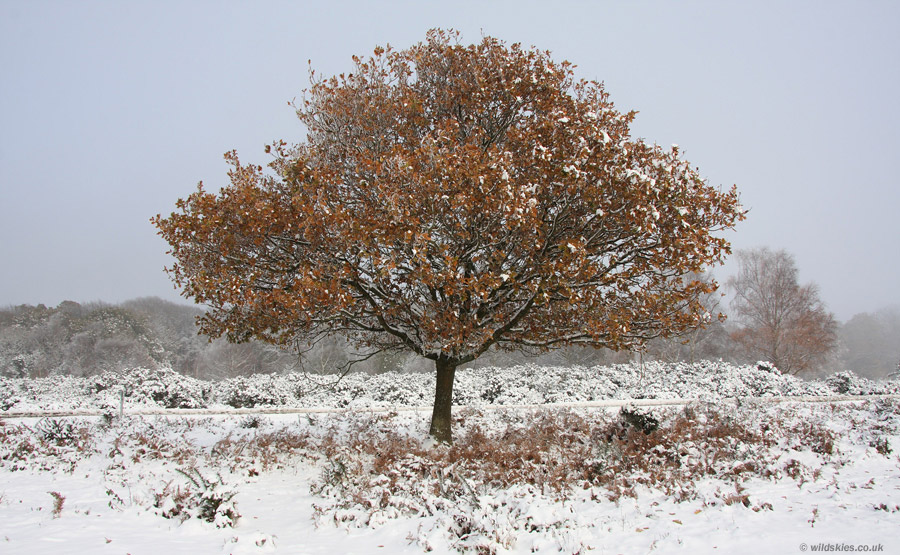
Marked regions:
[1,0,897,322]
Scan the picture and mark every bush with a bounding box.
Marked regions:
[153,468,240,528]
[618,405,660,434]
[216,374,295,408]
[35,418,80,446]
[4,361,900,413]
[88,368,209,408]
[0,377,20,410]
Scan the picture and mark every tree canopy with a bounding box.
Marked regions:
[154,30,744,441]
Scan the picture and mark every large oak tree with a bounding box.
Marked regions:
[154,30,744,442]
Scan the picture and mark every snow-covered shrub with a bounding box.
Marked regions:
[238,414,264,429]
[152,468,240,528]
[35,417,81,446]
[215,373,297,408]
[6,375,93,411]
[327,373,377,408]
[618,404,660,434]
[364,372,433,406]
[3,361,899,414]
[177,467,241,528]
[823,371,900,395]
[0,377,21,410]
[88,367,209,408]
[0,417,95,473]
[151,479,194,521]
[826,371,856,394]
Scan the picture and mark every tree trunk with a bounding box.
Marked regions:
[429,357,457,443]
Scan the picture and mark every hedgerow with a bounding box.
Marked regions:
[0,362,897,413]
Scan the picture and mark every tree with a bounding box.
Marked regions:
[153,30,744,442]
[727,248,837,374]
[0,301,163,378]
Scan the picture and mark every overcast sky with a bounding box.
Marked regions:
[1,0,897,322]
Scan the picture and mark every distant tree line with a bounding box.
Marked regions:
[0,298,291,379]
[1,285,897,380]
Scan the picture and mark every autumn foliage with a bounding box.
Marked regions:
[154,30,744,441]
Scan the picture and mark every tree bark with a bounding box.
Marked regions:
[429,357,458,443]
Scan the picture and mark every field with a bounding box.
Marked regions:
[1,363,898,554]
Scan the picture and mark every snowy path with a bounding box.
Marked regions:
[3,393,899,419]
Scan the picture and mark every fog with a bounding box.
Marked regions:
[2,1,898,321]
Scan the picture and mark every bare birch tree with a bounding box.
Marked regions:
[728,248,836,374]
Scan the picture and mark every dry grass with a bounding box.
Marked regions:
[48,491,65,518]
[0,419,95,473]
[304,402,859,522]
[295,402,884,553]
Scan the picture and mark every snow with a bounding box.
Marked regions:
[1,363,899,553]
[3,362,897,415]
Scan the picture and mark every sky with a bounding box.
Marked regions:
[1,0,898,322]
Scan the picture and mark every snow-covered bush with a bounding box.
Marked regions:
[149,468,241,528]
[176,467,241,528]
[362,372,434,406]
[34,417,81,445]
[2,362,899,414]
[215,373,297,408]
[824,371,897,395]
[87,367,209,408]
[618,404,660,434]
[3,374,93,411]
[0,417,95,473]
[0,377,21,410]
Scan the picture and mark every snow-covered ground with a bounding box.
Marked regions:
[1,363,899,554]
